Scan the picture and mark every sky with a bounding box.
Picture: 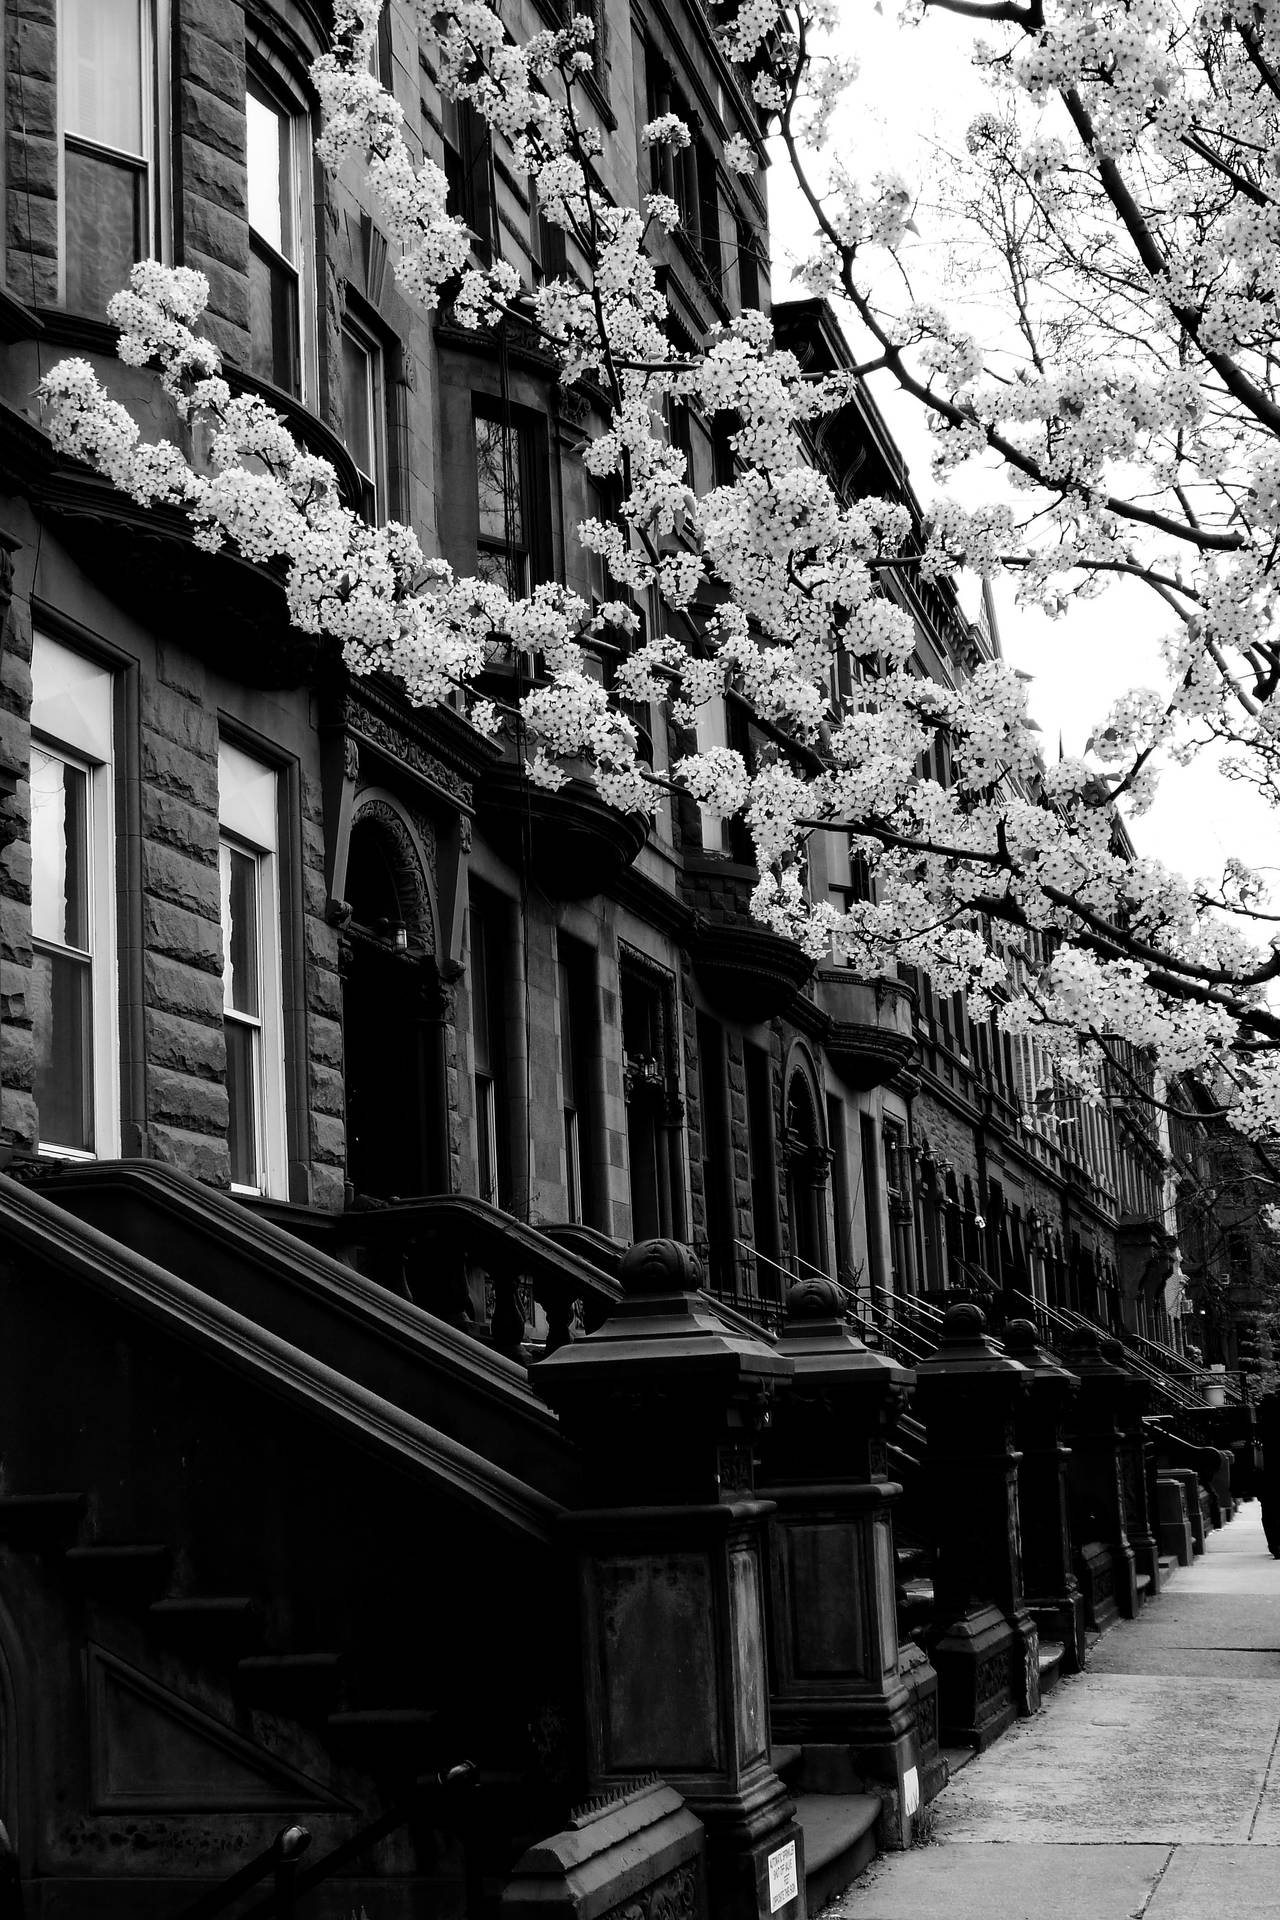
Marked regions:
[766,1,1280,905]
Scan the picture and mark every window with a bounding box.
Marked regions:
[218,741,287,1196]
[621,953,683,1242]
[29,636,119,1157]
[470,887,511,1209]
[530,179,568,284]
[473,406,549,598]
[341,315,388,522]
[443,94,493,258]
[745,1042,778,1280]
[697,1014,735,1292]
[558,940,599,1225]
[246,72,311,397]
[59,0,167,313]
[737,217,760,310]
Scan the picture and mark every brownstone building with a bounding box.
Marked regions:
[0,0,1242,1913]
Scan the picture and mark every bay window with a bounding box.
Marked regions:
[218,741,287,1196]
[59,0,168,314]
[29,636,119,1158]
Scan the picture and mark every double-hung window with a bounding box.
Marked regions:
[246,72,311,398]
[474,408,548,599]
[218,741,287,1196]
[59,0,168,314]
[29,636,120,1158]
[341,315,388,523]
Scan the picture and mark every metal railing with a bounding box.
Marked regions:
[182,1763,478,1920]
[176,1826,310,1920]
[1008,1289,1204,1413]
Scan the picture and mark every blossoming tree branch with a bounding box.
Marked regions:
[34,0,1280,1136]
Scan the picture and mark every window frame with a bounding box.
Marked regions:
[218,740,288,1199]
[245,63,316,402]
[56,0,171,312]
[29,634,121,1161]
[340,309,389,524]
[472,399,552,599]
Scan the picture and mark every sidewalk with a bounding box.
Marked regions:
[831,1500,1280,1919]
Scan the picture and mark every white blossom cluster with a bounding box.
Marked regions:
[33,0,1280,1135]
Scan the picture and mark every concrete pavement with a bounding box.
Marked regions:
[830,1500,1280,1919]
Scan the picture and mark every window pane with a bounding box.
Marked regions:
[225,1019,259,1187]
[248,242,299,393]
[64,144,144,313]
[475,417,524,546]
[221,845,260,1018]
[62,0,143,153]
[342,330,373,477]
[246,87,290,255]
[31,948,93,1151]
[31,749,89,951]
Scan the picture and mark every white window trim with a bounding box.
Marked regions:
[218,742,288,1199]
[30,635,121,1161]
[56,0,171,306]
[246,62,317,405]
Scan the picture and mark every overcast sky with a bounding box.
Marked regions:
[767,4,1280,904]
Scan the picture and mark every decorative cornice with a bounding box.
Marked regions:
[339,680,500,810]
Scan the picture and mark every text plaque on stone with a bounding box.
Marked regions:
[767,1840,798,1913]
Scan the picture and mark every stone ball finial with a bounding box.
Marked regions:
[1065,1325,1101,1363]
[942,1300,987,1342]
[785,1274,844,1320]
[1004,1318,1040,1357]
[1099,1336,1127,1367]
[619,1238,704,1297]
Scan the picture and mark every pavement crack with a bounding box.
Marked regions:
[1133,1843,1176,1918]
[1247,1711,1280,1840]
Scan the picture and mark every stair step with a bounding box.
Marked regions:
[149,1596,263,1654]
[65,1543,170,1601]
[771,1743,803,1785]
[793,1792,880,1908]
[0,1492,86,1546]
[1037,1640,1066,1697]
[238,1652,343,1711]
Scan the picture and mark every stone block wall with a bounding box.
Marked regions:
[4,0,57,308]
[178,0,252,365]
[0,581,35,1149]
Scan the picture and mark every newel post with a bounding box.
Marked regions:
[1003,1320,1085,1673]
[533,1240,803,1920]
[911,1303,1039,1750]
[1063,1328,1140,1628]
[755,1276,940,1848]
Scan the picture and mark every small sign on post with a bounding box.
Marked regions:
[767,1840,798,1914]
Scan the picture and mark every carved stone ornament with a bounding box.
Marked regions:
[602,1861,701,1920]
[619,1238,705,1297]
[343,695,474,812]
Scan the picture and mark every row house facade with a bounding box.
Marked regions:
[0,0,1241,1912]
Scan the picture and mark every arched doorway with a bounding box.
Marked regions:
[784,1066,829,1280]
[342,802,447,1202]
